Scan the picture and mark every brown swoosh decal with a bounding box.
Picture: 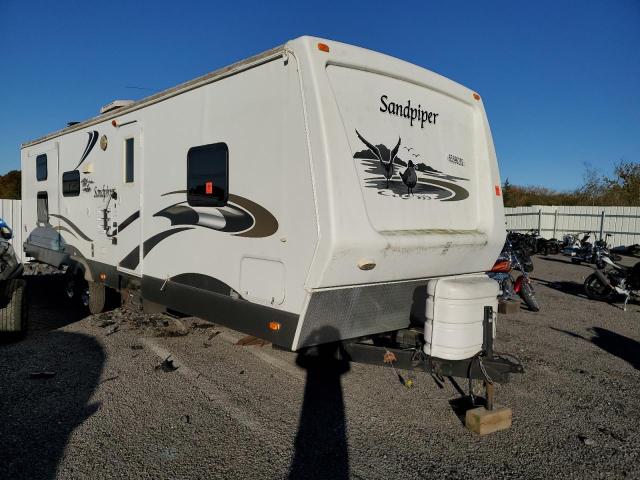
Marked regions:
[54,225,78,239]
[228,194,278,238]
[49,214,93,241]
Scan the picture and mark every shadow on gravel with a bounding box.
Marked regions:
[591,327,640,371]
[532,277,586,299]
[550,326,640,370]
[23,274,88,333]
[447,377,486,426]
[537,256,577,265]
[289,327,350,480]
[0,328,104,480]
[0,272,104,479]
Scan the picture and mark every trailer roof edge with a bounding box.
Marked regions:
[22,44,286,149]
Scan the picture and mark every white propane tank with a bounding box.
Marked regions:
[424,275,498,361]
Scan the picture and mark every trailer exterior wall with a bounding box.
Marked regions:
[289,37,504,348]
[22,51,319,346]
[21,36,505,350]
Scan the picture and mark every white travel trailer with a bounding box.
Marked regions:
[21,36,521,385]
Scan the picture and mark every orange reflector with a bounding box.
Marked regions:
[495,185,501,196]
[111,119,118,127]
[473,93,481,101]
[317,43,330,52]
[268,321,281,331]
[205,181,213,195]
[99,272,107,281]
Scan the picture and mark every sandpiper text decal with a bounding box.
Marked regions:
[353,130,469,201]
[379,95,439,129]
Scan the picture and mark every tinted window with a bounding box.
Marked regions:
[37,191,49,224]
[36,154,47,181]
[187,143,228,207]
[125,138,134,183]
[62,170,80,197]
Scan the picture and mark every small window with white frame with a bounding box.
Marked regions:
[124,138,134,183]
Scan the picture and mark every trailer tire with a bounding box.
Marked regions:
[88,281,106,315]
[0,279,27,335]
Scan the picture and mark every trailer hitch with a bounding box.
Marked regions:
[342,342,524,384]
[341,308,524,384]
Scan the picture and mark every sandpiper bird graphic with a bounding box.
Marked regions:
[399,160,418,195]
[355,130,401,188]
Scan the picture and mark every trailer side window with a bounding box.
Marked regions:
[36,154,48,181]
[124,138,134,183]
[62,170,80,197]
[37,191,49,225]
[187,143,228,207]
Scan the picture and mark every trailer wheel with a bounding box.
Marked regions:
[0,279,28,335]
[87,281,106,315]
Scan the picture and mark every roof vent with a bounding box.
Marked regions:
[100,99,135,115]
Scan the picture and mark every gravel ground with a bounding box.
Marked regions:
[1,255,639,480]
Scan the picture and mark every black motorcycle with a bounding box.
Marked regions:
[584,256,640,310]
[569,233,621,268]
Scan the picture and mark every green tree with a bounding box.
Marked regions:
[502,178,513,207]
[0,170,21,199]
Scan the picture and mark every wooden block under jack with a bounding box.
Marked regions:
[465,405,512,435]
[498,299,521,315]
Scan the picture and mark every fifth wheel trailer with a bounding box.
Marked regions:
[21,36,522,386]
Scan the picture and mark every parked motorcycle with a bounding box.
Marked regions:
[505,231,534,272]
[489,237,540,311]
[537,236,562,255]
[584,256,640,310]
[567,233,621,268]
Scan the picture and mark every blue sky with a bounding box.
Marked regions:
[0,0,638,190]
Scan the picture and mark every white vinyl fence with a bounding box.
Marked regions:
[0,199,23,261]
[505,205,640,247]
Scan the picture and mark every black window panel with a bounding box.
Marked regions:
[125,138,134,183]
[36,154,47,181]
[37,191,49,224]
[62,170,80,197]
[187,143,228,207]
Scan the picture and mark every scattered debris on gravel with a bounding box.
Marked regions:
[90,308,216,338]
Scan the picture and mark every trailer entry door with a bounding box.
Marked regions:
[115,123,143,277]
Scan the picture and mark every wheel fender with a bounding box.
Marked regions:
[514,275,523,293]
[66,258,94,283]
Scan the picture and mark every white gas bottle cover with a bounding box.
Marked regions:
[424,275,498,361]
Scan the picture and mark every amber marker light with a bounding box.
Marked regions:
[473,93,481,101]
[111,119,118,127]
[99,272,107,281]
[317,42,330,52]
[268,321,281,331]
